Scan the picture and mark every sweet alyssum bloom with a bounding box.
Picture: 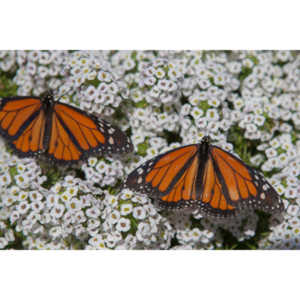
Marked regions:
[116,218,131,232]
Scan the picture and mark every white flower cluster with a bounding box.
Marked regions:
[0,50,299,249]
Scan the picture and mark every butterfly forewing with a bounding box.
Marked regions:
[0,97,42,139]
[126,145,198,199]
[0,97,46,157]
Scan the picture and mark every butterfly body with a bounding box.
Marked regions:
[125,136,283,218]
[0,92,133,163]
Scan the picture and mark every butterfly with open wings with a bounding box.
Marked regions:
[0,91,133,163]
[125,136,284,218]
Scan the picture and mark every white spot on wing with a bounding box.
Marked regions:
[108,128,115,134]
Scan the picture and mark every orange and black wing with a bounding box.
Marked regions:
[196,153,237,217]
[204,145,284,216]
[46,102,133,163]
[0,97,46,157]
[125,144,201,209]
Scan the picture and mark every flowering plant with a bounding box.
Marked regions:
[0,50,299,249]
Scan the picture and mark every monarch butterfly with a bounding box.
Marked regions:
[0,91,133,163]
[124,136,284,217]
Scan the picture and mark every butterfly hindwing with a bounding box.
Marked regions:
[210,146,283,214]
[196,154,236,217]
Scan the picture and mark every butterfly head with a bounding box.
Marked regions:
[202,135,211,145]
[42,90,56,109]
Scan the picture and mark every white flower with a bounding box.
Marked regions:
[2,194,17,206]
[86,207,101,218]
[144,76,156,86]
[155,68,165,78]
[51,182,63,194]
[74,211,86,224]
[287,205,299,217]
[213,73,226,86]
[274,183,285,195]
[190,228,202,242]
[87,219,101,230]
[243,58,254,68]
[85,85,97,101]
[244,75,258,89]
[67,198,82,211]
[5,229,15,242]
[253,115,265,126]
[206,108,219,121]
[16,163,26,173]
[132,195,149,205]
[265,147,277,158]
[0,237,8,249]
[276,51,291,62]
[120,203,133,216]
[132,206,147,220]
[31,201,45,212]
[157,79,170,91]
[88,157,98,167]
[66,186,78,197]
[250,154,264,166]
[96,161,108,174]
[46,194,59,208]
[116,218,131,232]
[50,204,65,219]
[17,201,30,214]
[277,153,288,167]
[89,235,106,249]
[29,191,43,202]
[208,98,220,107]
[108,210,120,225]
[198,79,211,89]
[246,124,257,133]
[180,104,191,116]
[49,227,62,239]
[137,222,151,235]
[284,187,298,199]
[107,195,118,208]
[60,191,72,203]
[191,107,204,120]
[286,177,298,187]
[98,70,112,82]
[120,189,133,200]
[226,61,242,74]
[15,174,29,187]
[134,108,148,121]
[18,191,28,202]
[124,234,137,248]
[104,234,118,248]
[124,59,135,71]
